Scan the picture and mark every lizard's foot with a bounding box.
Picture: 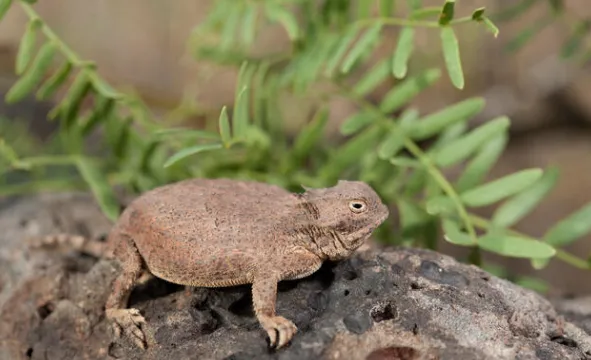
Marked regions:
[259,315,297,349]
[106,308,147,349]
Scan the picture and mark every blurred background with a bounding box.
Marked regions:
[1,0,591,296]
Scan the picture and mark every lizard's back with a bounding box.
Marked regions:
[116,178,298,286]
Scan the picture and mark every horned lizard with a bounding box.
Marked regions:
[32,178,389,349]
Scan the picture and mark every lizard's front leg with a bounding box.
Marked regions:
[252,273,296,349]
[252,248,323,349]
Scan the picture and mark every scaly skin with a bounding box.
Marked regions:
[31,178,389,349]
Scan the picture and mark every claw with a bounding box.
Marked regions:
[260,315,297,349]
[106,308,147,349]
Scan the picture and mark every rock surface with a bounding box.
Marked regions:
[1,193,590,360]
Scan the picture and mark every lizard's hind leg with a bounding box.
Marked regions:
[105,234,148,349]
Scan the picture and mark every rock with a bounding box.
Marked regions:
[1,194,590,360]
[553,296,591,336]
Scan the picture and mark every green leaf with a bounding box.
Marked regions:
[91,77,122,99]
[5,42,56,104]
[390,156,420,168]
[0,138,19,165]
[471,8,500,38]
[407,0,422,11]
[340,112,376,136]
[439,0,455,25]
[220,6,241,49]
[433,116,510,167]
[265,3,299,40]
[232,62,254,139]
[492,167,559,227]
[460,168,543,207]
[378,129,405,160]
[357,0,373,18]
[397,198,431,237]
[380,68,441,113]
[0,0,12,22]
[392,27,414,79]
[291,107,329,163]
[81,96,114,136]
[440,27,464,89]
[471,7,485,20]
[16,19,41,75]
[163,143,224,168]
[61,71,91,128]
[233,86,249,140]
[543,202,591,247]
[218,105,231,145]
[325,27,359,76]
[426,196,455,216]
[404,168,426,196]
[379,0,394,16]
[352,59,390,97]
[36,62,72,100]
[106,116,131,158]
[531,258,551,270]
[411,97,485,140]
[478,234,556,259]
[455,134,507,192]
[378,108,418,159]
[241,5,258,47]
[75,156,120,222]
[341,24,382,73]
[442,219,474,246]
[431,121,467,149]
[481,17,500,38]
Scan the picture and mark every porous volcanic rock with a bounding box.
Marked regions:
[0,193,590,360]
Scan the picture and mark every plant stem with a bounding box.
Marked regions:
[403,139,478,244]
[355,17,440,28]
[354,15,477,30]
[468,214,590,270]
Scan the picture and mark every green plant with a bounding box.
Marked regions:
[1,0,591,292]
[495,0,591,62]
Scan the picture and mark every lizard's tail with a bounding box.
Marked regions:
[27,233,107,258]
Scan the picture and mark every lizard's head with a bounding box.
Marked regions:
[300,180,389,260]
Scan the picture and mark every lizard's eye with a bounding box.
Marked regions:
[349,200,367,213]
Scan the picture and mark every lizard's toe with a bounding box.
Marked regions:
[261,316,297,349]
[106,308,147,349]
[276,320,297,349]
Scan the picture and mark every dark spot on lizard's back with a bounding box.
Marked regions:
[419,260,469,288]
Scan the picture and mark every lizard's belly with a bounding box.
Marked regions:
[134,233,258,287]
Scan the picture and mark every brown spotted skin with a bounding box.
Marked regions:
[103,178,389,349]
